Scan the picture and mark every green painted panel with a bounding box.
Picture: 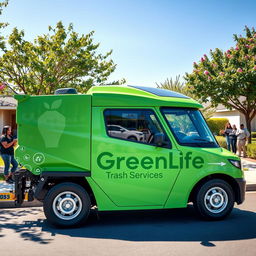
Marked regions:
[14,94,91,175]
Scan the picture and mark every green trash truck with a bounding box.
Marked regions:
[14,85,246,227]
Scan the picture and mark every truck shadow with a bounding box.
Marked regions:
[0,206,256,245]
[44,206,256,244]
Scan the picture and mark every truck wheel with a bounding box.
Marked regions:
[43,182,91,227]
[193,179,235,220]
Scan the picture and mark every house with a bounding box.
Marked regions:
[0,96,17,135]
[211,103,256,131]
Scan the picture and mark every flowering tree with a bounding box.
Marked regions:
[185,26,256,142]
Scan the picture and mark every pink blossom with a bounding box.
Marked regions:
[207,76,212,80]
[227,50,231,54]
[227,54,232,58]
[212,63,217,68]
[254,34,256,38]
[0,83,6,90]
[253,66,256,70]
[203,54,207,58]
[193,62,197,66]
[237,68,243,73]
[219,72,224,76]
[204,70,210,75]
[201,57,205,62]
[245,55,249,60]
[245,44,251,48]
[235,47,239,50]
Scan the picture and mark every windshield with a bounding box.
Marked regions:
[161,108,218,148]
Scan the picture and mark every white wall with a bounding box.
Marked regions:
[212,111,241,129]
[212,110,256,131]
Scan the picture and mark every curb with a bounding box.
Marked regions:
[246,184,256,192]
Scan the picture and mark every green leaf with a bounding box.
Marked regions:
[51,99,62,109]
[44,102,50,109]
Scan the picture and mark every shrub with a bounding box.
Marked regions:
[215,136,227,149]
[207,118,229,135]
[246,144,256,159]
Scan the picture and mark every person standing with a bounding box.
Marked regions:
[0,125,18,184]
[236,124,250,157]
[229,124,237,154]
[224,122,232,151]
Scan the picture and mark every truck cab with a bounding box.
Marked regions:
[14,85,245,227]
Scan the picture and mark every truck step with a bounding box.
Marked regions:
[0,181,28,202]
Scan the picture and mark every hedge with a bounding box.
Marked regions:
[207,118,229,135]
[215,136,227,149]
[246,144,256,159]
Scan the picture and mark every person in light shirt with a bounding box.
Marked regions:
[236,124,250,157]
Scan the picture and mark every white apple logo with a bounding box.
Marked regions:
[38,100,66,148]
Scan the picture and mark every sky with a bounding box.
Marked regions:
[1,0,256,87]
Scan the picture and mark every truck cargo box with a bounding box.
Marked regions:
[14,94,91,175]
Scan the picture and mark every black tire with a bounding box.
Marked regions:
[127,136,137,141]
[193,179,235,220]
[43,182,91,227]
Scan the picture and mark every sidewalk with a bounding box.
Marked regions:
[241,158,256,191]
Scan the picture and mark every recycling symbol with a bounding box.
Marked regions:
[33,153,45,164]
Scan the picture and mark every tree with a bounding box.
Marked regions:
[0,21,125,95]
[0,0,8,49]
[157,75,215,120]
[185,26,256,142]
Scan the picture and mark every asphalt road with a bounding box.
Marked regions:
[0,192,256,256]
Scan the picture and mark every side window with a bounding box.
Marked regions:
[104,109,170,147]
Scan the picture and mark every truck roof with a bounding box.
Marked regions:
[87,85,202,108]
[14,85,202,109]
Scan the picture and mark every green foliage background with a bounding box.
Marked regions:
[207,117,229,135]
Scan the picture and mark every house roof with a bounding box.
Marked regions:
[0,96,17,108]
[203,96,247,113]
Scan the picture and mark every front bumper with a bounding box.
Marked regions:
[235,178,246,204]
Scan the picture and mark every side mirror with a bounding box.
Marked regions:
[154,133,165,147]
[120,129,125,133]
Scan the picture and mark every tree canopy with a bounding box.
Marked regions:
[0,21,124,95]
[185,26,256,139]
[0,0,8,49]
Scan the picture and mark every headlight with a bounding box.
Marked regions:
[228,159,241,169]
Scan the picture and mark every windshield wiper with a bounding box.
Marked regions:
[193,138,215,144]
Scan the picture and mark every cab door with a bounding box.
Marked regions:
[91,107,181,207]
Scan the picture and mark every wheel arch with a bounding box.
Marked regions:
[34,172,97,206]
[188,173,242,204]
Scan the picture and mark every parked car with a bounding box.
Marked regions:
[107,125,144,142]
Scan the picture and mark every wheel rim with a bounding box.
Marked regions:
[52,191,82,220]
[204,186,228,214]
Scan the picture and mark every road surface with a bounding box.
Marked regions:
[0,192,256,256]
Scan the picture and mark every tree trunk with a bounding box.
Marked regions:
[244,113,252,144]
